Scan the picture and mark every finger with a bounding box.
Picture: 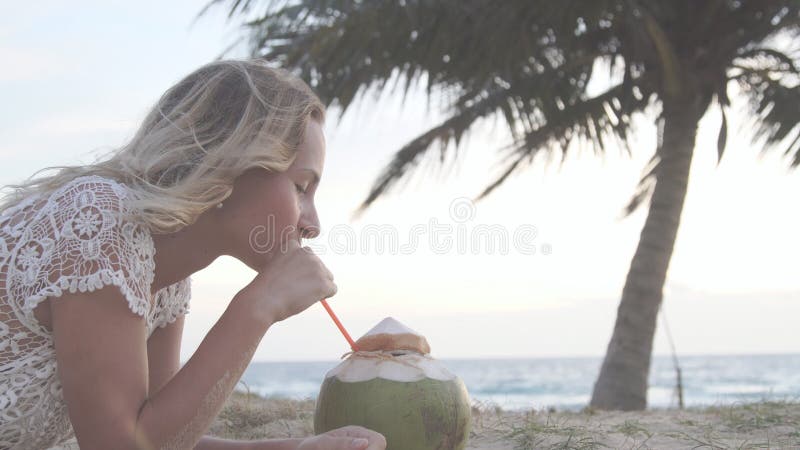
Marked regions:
[325,425,369,437]
[320,263,334,281]
[367,437,387,450]
[318,280,336,300]
[325,280,338,298]
[348,438,370,450]
[328,426,386,448]
[365,433,387,450]
[319,435,370,450]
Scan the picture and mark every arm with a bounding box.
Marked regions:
[146,310,305,450]
[148,319,380,450]
[52,284,273,450]
[52,240,384,450]
[147,316,184,397]
[195,437,302,450]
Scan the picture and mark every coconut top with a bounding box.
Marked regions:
[326,352,456,382]
[354,317,431,355]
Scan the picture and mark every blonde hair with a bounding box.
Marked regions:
[0,59,325,233]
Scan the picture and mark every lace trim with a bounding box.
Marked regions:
[6,175,156,337]
[153,277,192,329]
[24,267,151,318]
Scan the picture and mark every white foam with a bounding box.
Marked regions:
[326,353,456,382]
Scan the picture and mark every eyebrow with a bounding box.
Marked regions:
[299,168,320,185]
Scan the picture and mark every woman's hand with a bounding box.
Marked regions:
[236,239,337,324]
[296,426,387,450]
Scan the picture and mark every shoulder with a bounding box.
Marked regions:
[7,175,156,315]
[41,175,150,246]
[2,175,132,241]
[49,175,132,216]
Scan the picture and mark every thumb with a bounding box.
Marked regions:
[315,435,370,450]
[338,437,370,450]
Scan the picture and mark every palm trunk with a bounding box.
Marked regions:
[589,97,703,410]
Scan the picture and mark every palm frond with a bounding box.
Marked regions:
[734,46,800,166]
[205,0,800,211]
[354,87,507,214]
[478,78,655,200]
[742,76,800,165]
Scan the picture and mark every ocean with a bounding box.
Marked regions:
[239,354,800,411]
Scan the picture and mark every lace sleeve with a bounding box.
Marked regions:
[6,176,156,321]
[153,277,191,329]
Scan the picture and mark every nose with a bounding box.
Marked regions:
[298,206,321,239]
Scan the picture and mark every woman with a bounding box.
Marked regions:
[0,59,386,450]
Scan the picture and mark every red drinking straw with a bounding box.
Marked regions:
[320,299,359,352]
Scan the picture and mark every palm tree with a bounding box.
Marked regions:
[207,0,800,410]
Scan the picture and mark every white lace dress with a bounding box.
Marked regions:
[0,175,191,449]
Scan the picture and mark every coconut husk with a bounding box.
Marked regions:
[354,332,431,355]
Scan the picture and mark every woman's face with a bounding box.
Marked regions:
[220,119,325,270]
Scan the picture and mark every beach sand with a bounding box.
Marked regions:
[209,391,800,449]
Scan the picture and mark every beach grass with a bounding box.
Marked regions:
[209,391,800,449]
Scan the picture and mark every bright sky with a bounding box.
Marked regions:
[1,1,798,362]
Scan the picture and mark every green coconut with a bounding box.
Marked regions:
[314,317,471,450]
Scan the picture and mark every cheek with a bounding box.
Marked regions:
[248,177,301,244]
[266,184,301,238]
